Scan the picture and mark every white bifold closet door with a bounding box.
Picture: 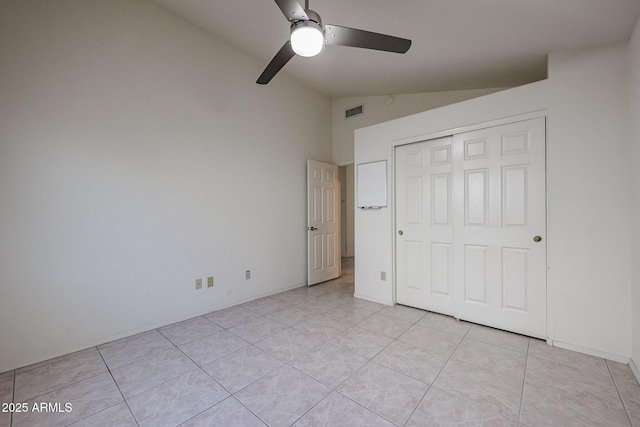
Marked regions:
[395,118,546,338]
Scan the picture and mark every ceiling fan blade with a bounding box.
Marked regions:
[325,24,411,54]
[273,0,308,22]
[256,41,296,85]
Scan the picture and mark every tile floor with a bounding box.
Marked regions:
[1,258,639,426]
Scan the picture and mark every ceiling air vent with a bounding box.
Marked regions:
[345,104,364,119]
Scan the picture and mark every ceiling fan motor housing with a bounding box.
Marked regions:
[290,10,324,57]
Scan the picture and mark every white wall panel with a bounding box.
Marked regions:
[0,0,331,372]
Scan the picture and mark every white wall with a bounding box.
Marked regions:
[630,18,640,377]
[333,89,505,165]
[546,44,631,359]
[0,0,331,372]
[355,42,634,361]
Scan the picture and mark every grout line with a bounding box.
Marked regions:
[517,337,531,425]
[96,346,141,427]
[605,360,634,427]
[401,317,471,426]
[11,370,15,427]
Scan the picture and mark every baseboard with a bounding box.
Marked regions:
[2,281,309,373]
[547,339,629,364]
[630,358,640,383]
[353,293,394,306]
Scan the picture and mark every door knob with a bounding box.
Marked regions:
[533,235,542,242]
[398,230,404,236]
[308,226,318,231]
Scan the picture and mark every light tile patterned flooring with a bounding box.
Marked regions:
[2,258,639,426]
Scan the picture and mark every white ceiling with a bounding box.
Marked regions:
[153,0,640,98]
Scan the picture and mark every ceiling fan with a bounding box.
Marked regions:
[257,0,412,84]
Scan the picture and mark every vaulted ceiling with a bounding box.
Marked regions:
[153,0,640,98]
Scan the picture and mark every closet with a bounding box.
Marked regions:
[395,117,546,338]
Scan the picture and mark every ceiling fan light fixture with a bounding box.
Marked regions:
[290,20,324,57]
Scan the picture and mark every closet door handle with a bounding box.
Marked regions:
[398,230,404,236]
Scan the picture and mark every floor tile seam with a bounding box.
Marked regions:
[444,357,525,389]
[112,334,204,399]
[168,329,255,376]
[526,349,610,377]
[427,384,522,423]
[178,395,261,427]
[361,306,430,342]
[281,370,335,426]
[288,325,345,344]
[419,321,526,422]
[231,363,332,426]
[606,357,635,426]
[462,335,528,355]
[377,362,438,390]
[520,377,630,419]
[427,385,520,424]
[516,338,531,425]
[122,365,223,410]
[424,323,468,388]
[157,314,216,330]
[308,349,379,396]
[157,328,225,348]
[156,314,223,333]
[14,367,112,404]
[153,372,230,420]
[14,347,109,376]
[209,316,262,330]
[400,382,431,427]
[224,362,283,397]
[67,348,136,426]
[342,321,400,340]
[448,352,527,382]
[376,309,427,325]
[122,399,142,427]
[97,330,163,351]
[65,401,139,427]
[254,336,326,365]
[122,363,199,401]
[225,321,292,344]
[525,353,618,384]
[332,388,403,427]
[97,339,178,371]
[10,371,16,427]
[402,321,461,340]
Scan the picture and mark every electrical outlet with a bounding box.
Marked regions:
[245,270,251,280]
[207,276,214,288]
[380,271,386,281]
[195,278,202,290]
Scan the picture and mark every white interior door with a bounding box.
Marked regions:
[453,118,546,338]
[396,137,455,315]
[395,117,546,338]
[307,160,341,285]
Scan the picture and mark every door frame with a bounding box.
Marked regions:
[391,110,549,336]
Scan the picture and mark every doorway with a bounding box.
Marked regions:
[339,164,355,259]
